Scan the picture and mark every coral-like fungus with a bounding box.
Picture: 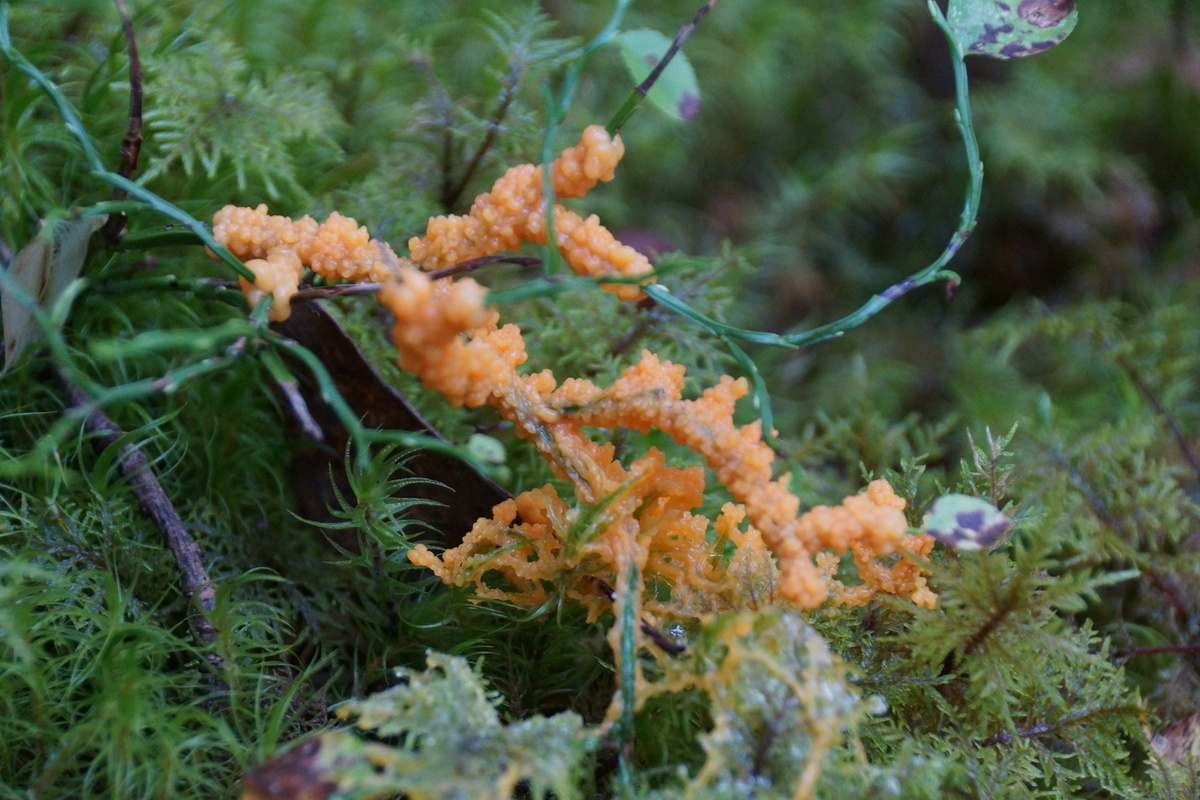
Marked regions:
[408,447,780,623]
[212,204,412,320]
[213,126,651,320]
[383,264,935,613]
[408,125,653,301]
[212,126,935,620]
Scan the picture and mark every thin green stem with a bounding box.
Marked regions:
[97,174,253,282]
[779,1,979,348]
[720,335,786,454]
[540,84,564,277]
[88,318,256,362]
[618,562,639,748]
[550,0,633,122]
[642,283,794,347]
[90,276,243,307]
[628,0,981,353]
[113,227,201,250]
[0,7,104,171]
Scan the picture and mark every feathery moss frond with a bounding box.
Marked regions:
[141,34,341,199]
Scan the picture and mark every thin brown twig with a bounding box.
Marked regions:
[101,0,144,245]
[959,596,1017,659]
[410,54,458,215]
[442,62,522,211]
[608,297,661,358]
[1144,570,1192,627]
[1049,447,1196,626]
[1103,339,1200,484]
[1173,0,1194,59]
[287,255,542,302]
[430,253,543,280]
[608,272,710,358]
[1113,642,1200,663]
[57,370,226,677]
[1052,447,1125,533]
[636,0,718,100]
[288,283,383,302]
[587,577,687,656]
[610,0,720,134]
[977,705,1145,747]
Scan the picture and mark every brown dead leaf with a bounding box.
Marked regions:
[2,215,106,372]
[241,738,338,800]
[272,300,510,546]
[1152,711,1200,763]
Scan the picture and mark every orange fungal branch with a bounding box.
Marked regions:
[212,126,936,618]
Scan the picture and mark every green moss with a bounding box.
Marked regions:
[3,0,1200,797]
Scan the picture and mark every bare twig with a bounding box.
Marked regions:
[101,0,144,244]
[1173,0,1194,59]
[110,0,144,179]
[1052,446,1195,631]
[288,283,384,302]
[959,596,1017,659]
[1053,448,1125,533]
[287,255,542,303]
[1103,339,1200,484]
[410,54,459,215]
[57,370,225,675]
[633,1,716,102]
[427,254,542,281]
[442,63,522,210]
[1113,642,1200,664]
[588,576,687,656]
[608,273,710,358]
[640,619,687,655]
[1143,570,1192,627]
[978,705,1145,747]
[608,297,662,358]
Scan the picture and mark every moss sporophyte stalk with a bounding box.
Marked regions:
[213,125,937,621]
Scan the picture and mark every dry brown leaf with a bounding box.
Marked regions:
[272,300,510,545]
[1152,711,1200,763]
[2,215,106,372]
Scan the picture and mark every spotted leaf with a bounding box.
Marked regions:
[947,0,1078,59]
[616,29,700,121]
[923,494,1011,551]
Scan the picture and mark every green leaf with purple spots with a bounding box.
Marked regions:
[947,0,1078,59]
[923,494,1011,551]
[616,29,700,122]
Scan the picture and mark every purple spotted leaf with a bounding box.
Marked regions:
[923,494,1011,551]
[616,29,700,121]
[947,0,1078,59]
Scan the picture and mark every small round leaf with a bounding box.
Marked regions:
[616,29,701,121]
[948,0,1078,59]
[923,494,1011,551]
